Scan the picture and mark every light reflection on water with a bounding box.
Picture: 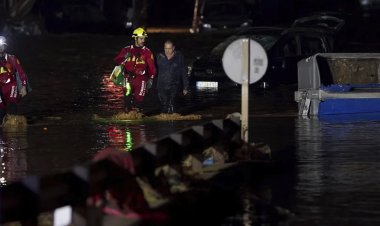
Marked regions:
[244,114,380,225]
[99,124,150,152]
[98,74,124,112]
[4,92,380,225]
[293,116,380,225]
[2,34,380,225]
[0,131,28,186]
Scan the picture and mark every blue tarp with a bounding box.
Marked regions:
[321,84,380,92]
[319,98,380,115]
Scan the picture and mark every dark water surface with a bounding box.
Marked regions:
[2,34,380,225]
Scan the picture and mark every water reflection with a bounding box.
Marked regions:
[0,130,28,186]
[93,120,201,154]
[104,125,148,152]
[9,33,380,225]
[98,74,124,113]
[294,115,380,225]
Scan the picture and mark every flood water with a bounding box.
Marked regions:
[2,33,380,226]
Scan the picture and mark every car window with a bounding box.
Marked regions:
[300,36,326,55]
[211,35,240,56]
[279,38,298,57]
[250,35,279,50]
[210,34,279,57]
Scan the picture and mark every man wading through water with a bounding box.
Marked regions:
[156,40,189,114]
[112,27,156,113]
[0,36,30,126]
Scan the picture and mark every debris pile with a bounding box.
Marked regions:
[113,111,144,120]
[2,114,27,131]
[152,113,201,121]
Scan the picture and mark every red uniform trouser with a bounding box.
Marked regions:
[123,75,148,109]
[0,81,18,109]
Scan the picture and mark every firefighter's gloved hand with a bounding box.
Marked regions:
[146,78,153,89]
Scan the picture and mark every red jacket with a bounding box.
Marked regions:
[0,54,27,86]
[114,45,156,79]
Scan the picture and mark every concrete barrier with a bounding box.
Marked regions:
[0,117,275,226]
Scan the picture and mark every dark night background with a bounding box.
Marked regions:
[1,0,378,35]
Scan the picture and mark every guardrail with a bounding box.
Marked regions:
[0,117,273,226]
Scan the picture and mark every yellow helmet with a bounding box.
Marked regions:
[132,27,148,38]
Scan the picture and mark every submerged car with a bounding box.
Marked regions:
[292,11,366,44]
[189,26,336,89]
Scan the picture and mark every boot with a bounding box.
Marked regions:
[0,108,6,124]
[124,95,134,112]
[134,101,144,113]
[7,103,18,115]
[168,104,175,114]
[161,103,169,114]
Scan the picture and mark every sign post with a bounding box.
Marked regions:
[241,39,249,142]
[222,39,268,143]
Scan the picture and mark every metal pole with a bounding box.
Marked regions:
[191,0,200,33]
[241,39,250,143]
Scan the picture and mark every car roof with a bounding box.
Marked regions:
[210,27,284,55]
[282,26,335,36]
[236,26,286,36]
[308,11,347,18]
[203,0,245,3]
[236,26,333,38]
[291,15,345,32]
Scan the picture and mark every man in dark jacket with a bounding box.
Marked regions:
[156,40,189,114]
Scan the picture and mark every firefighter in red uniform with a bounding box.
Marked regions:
[0,36,28,123]
[114,27,156,113]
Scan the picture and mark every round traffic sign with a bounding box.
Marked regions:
[222,38,268,84]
